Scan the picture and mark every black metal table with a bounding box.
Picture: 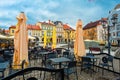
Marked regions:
[0,61,9,77]
[49,57,71,68]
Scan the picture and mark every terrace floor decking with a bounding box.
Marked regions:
[1,48,120,80]
[1,59,120,80]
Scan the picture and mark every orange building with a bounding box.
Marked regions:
[83,18,107,41]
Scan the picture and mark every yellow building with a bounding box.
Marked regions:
[63,24,75,43]
[27,24,41,41]
[36,21,56,44]
[9,25,41,41]
[9,25,16,36]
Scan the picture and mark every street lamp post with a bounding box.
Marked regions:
[107,25,111,54]
[102,20,110,54]
[66,29,71,50]
[101,19,110,54]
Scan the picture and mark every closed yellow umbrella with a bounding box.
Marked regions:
[74,19,86,60]
[52,27,56,49]
[43,30,47,48]
[12,12,28,69]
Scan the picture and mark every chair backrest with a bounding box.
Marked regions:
[68,61,77,68]
[68,54,76,61]
[63,51,69,57]
[4,50,12,55]
[21,60,26,69]
[86,53,94,57]
[0,56,5,62]
[56,48,62,54]
[102,56,108,63]
[81,57,92,64]
[47,52,57,59]
[107,55,114,62]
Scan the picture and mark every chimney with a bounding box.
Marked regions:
[48,20,51,24]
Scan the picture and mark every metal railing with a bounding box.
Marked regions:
[93,52,120,74]
[2,67,64,80]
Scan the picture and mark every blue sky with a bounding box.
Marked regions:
[0,0,119,29]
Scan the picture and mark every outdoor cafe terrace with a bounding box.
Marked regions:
[0,46,120,80]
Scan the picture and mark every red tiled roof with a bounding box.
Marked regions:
[38,21,55,26]
[63,24,70,30]
[5,30,9,33]
[83,18,107,30]
[27,24,41,30]
[63,24,75,31]
[9,25,16,29]
[9,25,41,30]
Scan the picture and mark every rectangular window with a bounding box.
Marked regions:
[118,15,120,23]
[12,30,14,33]
[117,32,120,37]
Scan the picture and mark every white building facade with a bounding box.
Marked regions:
[108,4,120,45]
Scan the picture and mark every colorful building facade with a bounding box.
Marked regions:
[63,24,75,43]
[36,21,56,44]
[83,18,107,42]
[54,21,64,43]
[9,25,41,41]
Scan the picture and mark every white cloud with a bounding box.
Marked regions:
[44,1,59,9]
[0,0,22,6]
[0,0,119,29]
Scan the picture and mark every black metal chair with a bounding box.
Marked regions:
[55,48,62,57]
[64,61,78,80]
[0,54,9,78]
[0,61,9,78]
[86,53,97,65]
[99,55,114,75]
[63,51,69,58]
[80,56,93,76]
[10,60,26,74]
[86,53,94,57]
[43,59,56,80]
[47,52,57,59]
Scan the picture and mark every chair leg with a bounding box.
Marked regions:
[112,65,114,72]
[67,75,69,80]
[43,71,46,80]
[75,68,78,80]
[75,72,78,80]
[0,71,4,78]
[102,66,104,76]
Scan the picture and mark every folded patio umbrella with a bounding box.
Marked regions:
[52,27,56,49]
[43,30,47,48]
[74,19,86,60]
[12,12,28,69]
